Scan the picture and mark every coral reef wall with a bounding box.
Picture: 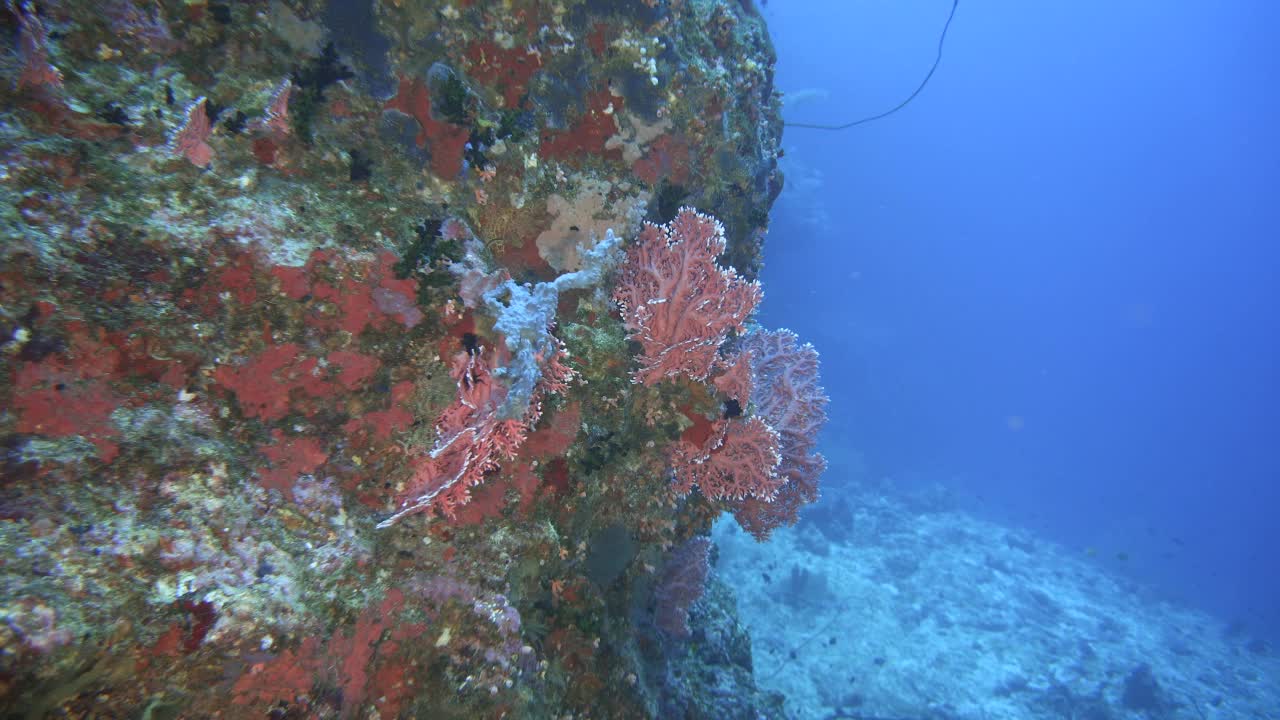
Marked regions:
[0,0,810,717]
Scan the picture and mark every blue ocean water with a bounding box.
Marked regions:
[761,0,1280,645]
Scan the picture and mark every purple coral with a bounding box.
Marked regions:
[12,0,62,92]
[654,537,712,638]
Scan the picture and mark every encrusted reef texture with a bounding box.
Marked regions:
[0,0,814,717]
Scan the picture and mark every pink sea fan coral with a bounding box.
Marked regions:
[613,207,761,385]
[712,348,753,407]
[379,337,574,527]
[259,78,293,135]
[669,416,783,502]
[171,97,213,168]
[731,329,829,540]
[379,347,524,526]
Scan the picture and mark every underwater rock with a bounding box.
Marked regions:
[0,0,794,716]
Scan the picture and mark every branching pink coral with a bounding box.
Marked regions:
[712,349,753,407]
[731,329,829,540]
[380,348,520,526]
[669,415,783,501]
[171,97,213,168]
[613,207,761,385]
[379,339,574,527]
[258,78,293,135]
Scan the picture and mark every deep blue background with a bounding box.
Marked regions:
[758,0,1280,640]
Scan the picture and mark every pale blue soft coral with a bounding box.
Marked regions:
[482,230,622,419]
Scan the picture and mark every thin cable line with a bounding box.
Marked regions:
[785,0,959,131]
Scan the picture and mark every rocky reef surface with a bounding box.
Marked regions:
[0,0,813,717]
